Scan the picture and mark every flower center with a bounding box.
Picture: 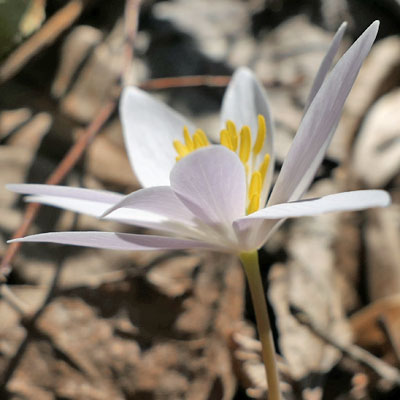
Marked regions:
[173,115,270,215]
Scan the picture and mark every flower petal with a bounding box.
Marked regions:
[233,189,390,251]
[7,184,193,236]
[7,184,122,218]
[170,146,246,227]
[236,190,390,224]
[9,232,220,251]
[305,22,347,111]
[7,184,122,204]
[101,186,194,223]
[101,186,208,239]
[120,87,195,188]
[221,67,275,196]
[269,21,379,206]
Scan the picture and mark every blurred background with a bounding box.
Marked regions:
[0,0,399,399]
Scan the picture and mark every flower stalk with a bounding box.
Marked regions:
[240,251,282,400]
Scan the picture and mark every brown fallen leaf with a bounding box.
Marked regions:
[269,181,352,399]
[364,206,400,301]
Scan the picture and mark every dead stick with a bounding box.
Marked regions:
[123,0,141,87]
[292,306,400,385]
[0,0,85,84]
[139,75,231,90]
[0,99,116,280]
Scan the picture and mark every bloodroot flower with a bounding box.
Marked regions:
[8,21,389,254]
[8,21,390,400]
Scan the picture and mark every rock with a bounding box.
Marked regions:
[333,35,400,162]
[153,0,250,62]
[352,88,400,188]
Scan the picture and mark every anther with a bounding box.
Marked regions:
[249,171,262,200]
[239,126,251,163]
[193,129,209,149]
[173,140,189,158]
[253,115,266,155]
[220,129,233,150]
[259,154,270,182]
[226,120,238,151]
[247,193,260,215]
[183,126,194,151]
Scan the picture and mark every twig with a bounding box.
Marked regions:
[0,262,63,388]
[0,99,116,281]
[122,0,141,87]
[0,285,29,315]
[291,306,400,385]
[0,0,86,84]
[0,0,142,389]
[139,75,231,90]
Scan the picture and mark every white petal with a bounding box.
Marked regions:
[221,67,275,197]
[101,186,210,239]
[7,184,194,236]
[305,22,347,111]
[102,186,194,223]
[7,184,122,218]
[233,189,390,251]
[7,184,122,204]
[120,87,195,188]
[235,190,390,227]
[170,146,246,227]
[9,232,220,251]
[269,21,379,206]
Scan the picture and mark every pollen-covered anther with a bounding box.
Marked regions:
[249,171,262,200]
[239,126,251,163]
[226,120,238,150]
[183,126,194,151]
[247,171,262,214]
[253,115,266,155]
[193,129,209,149]
[247,193,260,215]
[220,129,233,150]
[258,153,270,183]
[173,140,189,158]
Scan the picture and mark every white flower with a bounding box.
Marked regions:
[8,21,390,254]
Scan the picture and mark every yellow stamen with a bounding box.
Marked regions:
[253,115,266,155]
[244,162,249,177]
[247,193,260,214]
[226,120,238,151]
[259,153,271,182]
[239,126,251,163]
[220,129,233,150]
[193,134,202,149]
[173,140,189,158]
[197,129,209,146]
[249,171,262,200]
[183,126,194,151]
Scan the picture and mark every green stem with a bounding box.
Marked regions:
[239,251,282,400]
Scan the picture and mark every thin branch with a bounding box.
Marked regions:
[0,285,29,315]
[0,99,116,280]
[291,306,400,385]
[139,75,231,90]
[0,0,87,84]
[0,0,142,388]
[123,0,141,87]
